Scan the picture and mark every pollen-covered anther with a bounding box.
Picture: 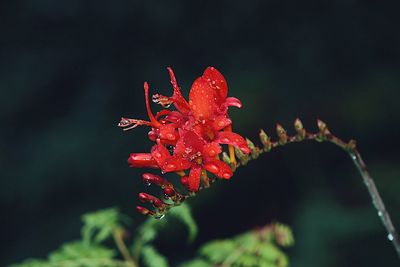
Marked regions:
[138,192,166,208]
[118,117,151,131]
[152,94,173,108]
[276,124,288,145]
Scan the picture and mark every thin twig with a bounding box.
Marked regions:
[112,228,138,267]
[143,119,400,258]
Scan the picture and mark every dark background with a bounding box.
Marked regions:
[1,1,400,266]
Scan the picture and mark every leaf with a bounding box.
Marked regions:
[178,259,210,267]
[81,207,130,245]
[199,240,236,263]
[141,245,169,267]
[168,203,198,242]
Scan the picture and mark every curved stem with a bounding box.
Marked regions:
[112,228,138,267]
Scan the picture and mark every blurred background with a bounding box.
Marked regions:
[1,1,400,266]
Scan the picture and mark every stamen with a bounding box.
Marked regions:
[118,117,151,131]
[225,125,237,166]
[144,82,161,128]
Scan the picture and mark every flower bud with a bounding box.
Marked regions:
[138,192,165,208]
[294,118,306,140]
[163,187,176,197]
[276,124,288,145]
[259,129,271,151]
[142,173,170,187]
[136,206,154,216]
[128,153,159,168]
[246,138,260,159]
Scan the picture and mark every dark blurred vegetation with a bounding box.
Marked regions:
[1,1,399,266]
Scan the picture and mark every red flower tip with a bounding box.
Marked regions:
[136,206,154,216]
[142,173,170,187]
[128,153,159,168]
[138,192,165,208]
[163,187,176,197]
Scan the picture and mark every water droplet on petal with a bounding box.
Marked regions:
[221,138,230,143]
[155,153,161,158]
[155,214,165,220]
[388,233,394,241]
[166,164,176,170]
[166,133,175,140]
[143,181,152,187]
[208,164,219,173]
[223,172,231,179]
[208,149,216,157]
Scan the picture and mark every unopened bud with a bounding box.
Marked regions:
[136,206,154,216]
[259,129,272,151]
[222,152,231,164]
[142,173,170,187]
[317,119,330,135]
[234,147,249,165]
[128,153,159,168]
[246,138,260,159]
[138,192,165,208]
[276,124,288,145]
[294,118,306,140]
[163,187,176,197]
[346,139,357,151]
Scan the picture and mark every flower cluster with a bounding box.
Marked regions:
[119,67,250,215]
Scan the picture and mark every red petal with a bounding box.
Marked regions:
[162,155,191,172]
[216,131,251,154]
[203,67,228,105]
[158,124,179,144]
[203,158,233,179]
[151,143,171,167]
[203,142,222,158]
[189,77,217,120]
[225,97,242,108]
[212,115,232,131]
[128,153,159,168]
[182,130,205,153]
[188,165,202,192]
[167,67,191,114]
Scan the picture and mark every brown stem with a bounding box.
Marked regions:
[112,228,138,267]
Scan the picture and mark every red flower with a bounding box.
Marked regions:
[120,67,250,191]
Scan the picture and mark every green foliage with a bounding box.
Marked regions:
[10,204,293,267]
[11,205,199,267]
[141,246,169,267]
[180,223,294,267]
[10,208,130,267]
[81,208,129,245]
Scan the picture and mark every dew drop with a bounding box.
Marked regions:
[166,164,176,170]
[208,149,216,157]
[155,153,162,158]
[221,138,230,143]
[155,214,165,220]
[378,211,383,217]
[222,172,231,179]
[143,181,152,187]
[166,133,175,140]
[207,164,219,173]
[351,154,357,160]
[388,233,394,241]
